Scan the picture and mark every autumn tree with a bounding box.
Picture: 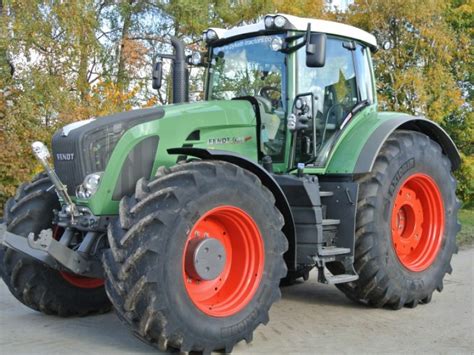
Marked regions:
[0,0,471,209]
[328,0,472,205]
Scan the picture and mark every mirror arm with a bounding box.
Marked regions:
[281,23,312,54]
[156,53,176,60]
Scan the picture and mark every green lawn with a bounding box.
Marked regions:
[458,209,474,248]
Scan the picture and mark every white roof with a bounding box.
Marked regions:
[211,13,377,48]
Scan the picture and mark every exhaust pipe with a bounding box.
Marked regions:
[170,36,188,104]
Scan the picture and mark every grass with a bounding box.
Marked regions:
[458,209,474,248]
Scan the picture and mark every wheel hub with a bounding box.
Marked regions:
[182,206,264,317]
[185,237,227,281]
[391,173,445,272]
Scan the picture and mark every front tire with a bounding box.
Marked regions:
[337,130,460,309]
[103,161,288,353]
[0,173,111,316]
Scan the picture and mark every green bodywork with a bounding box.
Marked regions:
[71,31,415,216]
[78,100,258,215]
[76,99,405,215]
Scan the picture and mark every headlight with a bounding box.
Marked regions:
[264,16,274,28]
[203,29,218,43]
[76,172,103,198]
[190,52,202,65]
[264,15,288,29]
[274,15,287,28]
[271,37,283,51]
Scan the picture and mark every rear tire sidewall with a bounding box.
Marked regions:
[161,186,280,342]
[373,134,456,297]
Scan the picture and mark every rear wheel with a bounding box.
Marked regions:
[103,161,288,353]
[0,173,110,316]
[337,130,460,309]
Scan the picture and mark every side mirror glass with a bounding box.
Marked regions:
[152,61,163,90]
[306,33,326,68]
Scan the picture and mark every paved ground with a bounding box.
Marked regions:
[0,249,472,354]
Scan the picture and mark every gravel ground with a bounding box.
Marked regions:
[0,249,472,354]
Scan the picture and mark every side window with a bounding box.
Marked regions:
[354,44,374,103]
[297,37,357,165]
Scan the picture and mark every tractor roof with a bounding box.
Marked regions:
[208,13,377,49]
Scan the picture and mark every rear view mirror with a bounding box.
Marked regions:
[306,33,326,68]
[152,61,163,90]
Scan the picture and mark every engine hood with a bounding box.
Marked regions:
[51,99,257,197]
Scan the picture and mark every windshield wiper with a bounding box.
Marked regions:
[339,100,370,130]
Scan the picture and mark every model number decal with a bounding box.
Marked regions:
[208,136,252,145]
[389,158,415,196]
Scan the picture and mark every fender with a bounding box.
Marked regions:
[354,116,461,174]
[168,147,297,270]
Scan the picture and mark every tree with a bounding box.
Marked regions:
[329,0,472,205]
[0,0,471,209]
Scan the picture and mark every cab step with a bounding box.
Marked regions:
[320,191,334,197]
[317,266,359,284]
[322,219,340,226]
[318,246,351,257]
[324,273,359,285]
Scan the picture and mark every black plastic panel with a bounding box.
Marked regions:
[112,136,159,200]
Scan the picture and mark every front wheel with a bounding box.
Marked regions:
[103,161,288,353]
[0,173,110,316]
[337,130,460,309]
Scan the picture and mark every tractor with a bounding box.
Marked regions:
[0,14,461,354]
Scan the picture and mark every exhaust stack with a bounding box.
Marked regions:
[170,36,188,104]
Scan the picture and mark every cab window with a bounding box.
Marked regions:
[296,37,358,165]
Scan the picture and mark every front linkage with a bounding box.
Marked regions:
[1,142,106,279]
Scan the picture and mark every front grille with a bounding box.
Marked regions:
[52,135,83,195]
[52,107,165,195]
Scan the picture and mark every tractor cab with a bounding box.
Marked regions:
[191,14,377,170]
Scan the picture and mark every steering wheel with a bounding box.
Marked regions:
[258,86,281,108]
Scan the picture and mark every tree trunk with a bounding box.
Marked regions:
[116,0,135,91]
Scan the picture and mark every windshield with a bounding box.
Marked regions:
[207,34,288,162]
[207,34,287,110]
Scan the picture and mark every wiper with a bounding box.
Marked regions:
[339,100,370,130]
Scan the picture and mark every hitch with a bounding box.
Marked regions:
[0,224,103,278]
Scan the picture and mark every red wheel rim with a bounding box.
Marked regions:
[52,226,105,289]
[59,271,104,289]
[182,206,264,317]
[391,173,445,272]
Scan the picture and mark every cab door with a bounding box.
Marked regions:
[294,36,374,167]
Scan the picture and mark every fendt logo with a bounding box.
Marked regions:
[56,153,75,161]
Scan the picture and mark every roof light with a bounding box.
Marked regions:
[264,16,275,29]
[203,29,219,43]
[207,29,217,41]
[274,15,287,28]
[271,37,283,51]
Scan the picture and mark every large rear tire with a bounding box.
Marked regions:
[0,173,111,316]
[103,161,288,353]
[336,130,460,309]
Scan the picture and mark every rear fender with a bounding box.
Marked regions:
[354,116,461,174]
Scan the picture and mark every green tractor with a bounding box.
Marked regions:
[0,13,461,353]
